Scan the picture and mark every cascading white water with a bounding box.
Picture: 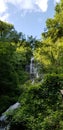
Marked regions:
[30,57,35,74]
[0,102,20,130]
[30,57,39,83]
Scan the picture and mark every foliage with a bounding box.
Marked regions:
[34,38,63,73]
[0,1,63,130]
[34,19,63,74]
[0,21,32,114]
[0,41,20,114]
[9,74,63,130]
[33,0,63,74]
[42,0,63,42]
[42,111,63,130]
[0,20,26,43]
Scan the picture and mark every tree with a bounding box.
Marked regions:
[34,37,63,74]
[9,74,63,130]
[42,0,63,42]
[34,0,63,74]
[0,20,14,39]
[0,20,24,43]
[0,41,20,114]
[0,21,32,114]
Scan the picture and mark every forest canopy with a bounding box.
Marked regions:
[0,0,63,130]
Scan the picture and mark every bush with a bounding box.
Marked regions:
[9,73,63,130]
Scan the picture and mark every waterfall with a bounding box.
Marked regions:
[0,102,20,130]
[30,57,34,74]
[30,57,35,83]
[30,57,39,83]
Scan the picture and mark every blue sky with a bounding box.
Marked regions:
[0,0,60,39]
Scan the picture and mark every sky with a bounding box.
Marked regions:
[0,0,60,39]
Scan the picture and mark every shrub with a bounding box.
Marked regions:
[9,73,63,130]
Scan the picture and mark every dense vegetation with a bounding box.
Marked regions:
[0,0,63,130]
[0,21,34,113]
[9,74,63,130]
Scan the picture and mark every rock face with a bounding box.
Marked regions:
[0,102,20,130]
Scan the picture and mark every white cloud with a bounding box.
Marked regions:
[5,0,34,10]
[0,13,9,21]
[0,0,60,21]
[0,0,8,21]
[17,0,34,10]
[0,0,7,14]
[55,0,60,3]
[5,0,49,12]
[0,0,49,21]
[35,0,48,12]
[54,0,60,5]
